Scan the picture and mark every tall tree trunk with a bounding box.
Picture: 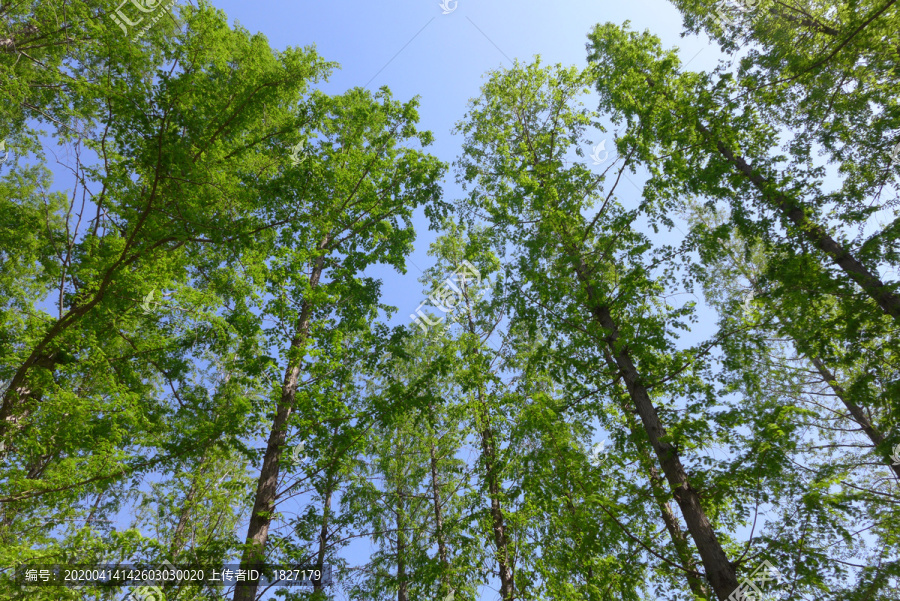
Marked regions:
[615,392,711,600]
[461,287,515,601]
[714,226,900,480]
[696,119,900,320]
[643,73,900,320]
[233,254,325,601]
[427,422,451,593]
[396,485,408,601]
[809,356,900,480]
[162,454,208,598]
[169,450,210,559]
[547,450,596,595]
[312,478,334,596]
[572,254,739,600]
[648,463,712,600]
[476,392,515,600]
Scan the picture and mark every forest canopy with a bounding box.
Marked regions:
[1,1,898,600]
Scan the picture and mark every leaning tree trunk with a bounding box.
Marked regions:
[645,73,900,321]
[572,253,739,600]
[233,254,325,601]
[614,391,711,600]
[809,356,900,480]
[696,119,900,320]
[716,231,900,481]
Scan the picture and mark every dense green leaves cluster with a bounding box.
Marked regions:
[1,1,897,600]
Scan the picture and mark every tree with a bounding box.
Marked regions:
[232,84,446,601]
[455,58,744,600]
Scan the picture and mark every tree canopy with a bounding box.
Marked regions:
[1,1,898,600]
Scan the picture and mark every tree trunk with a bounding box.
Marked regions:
[427,424,451,593]
[233,255,325,601]
[477,397,515,601]
[809,356,900,480]
[547,451,596,594]
[616,395,711,600]
[643,73,900,320]
[711,220,900,481]
[696,119,900,320]
[169,449,212,559]
[396,485,408,601]
[766,7,840,36]
[461,282,515,601]
[312,479,334,596]
[572,255,738,600]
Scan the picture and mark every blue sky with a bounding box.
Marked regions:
[204,0,724,332]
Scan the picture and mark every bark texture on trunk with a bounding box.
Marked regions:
[233,257,325,601]
[642,73,900,320]
[477,399,516,600]
[313,481,334,596]
[647,463,711,599]
[428,430,451,593]
[169,455,206,559]
[396,486,408,601]
[573,257,738,600]
[480,405,515,599]
[618,401,711,600]
[461,282,515,601]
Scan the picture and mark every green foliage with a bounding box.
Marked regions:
[3,2,898,601]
